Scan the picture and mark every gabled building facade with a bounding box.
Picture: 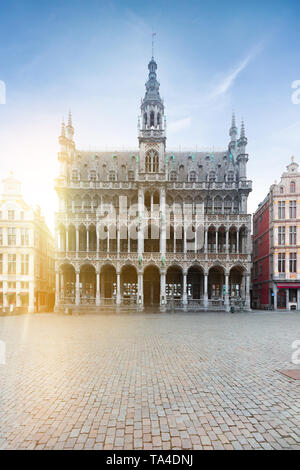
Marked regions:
[54,56,252,312]
[252,157,300,310]
[0,174,55,313]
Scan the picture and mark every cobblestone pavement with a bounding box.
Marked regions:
[0,311,299,450]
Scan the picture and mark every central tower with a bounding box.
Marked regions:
[138,57,166,174]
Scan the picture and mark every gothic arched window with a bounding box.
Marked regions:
[290,181,296,193]
[143,113,147,127]
[145,150,159,173]
[157,113,161,127]
[150,111,155,127]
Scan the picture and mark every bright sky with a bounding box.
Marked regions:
[1,0,300,233]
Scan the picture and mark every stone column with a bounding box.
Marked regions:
[226,229,229,254]
[66,229,69,252]
[55,272,60,307]
[236,230,239,254]
[182,269,187,305]
[183,226,187,254]
[138,187,144,256]
[60,272,64,298]
[160,187,166,256]
[204,228,208,253]
[138,270,143,310]
[96,229,99,254]
[86,228,89,253]
[76,227,79,253]
[116,271,121,305]
[286,288,289,311]
[297,288,300,310]
[107,229,110,253]
[160,270,166,311]
[225,272,230,312]
[96,271,100,306]
[75,271,80,306]
[215,230,218,254]
[117,225,120,254]
[204,272,208,309]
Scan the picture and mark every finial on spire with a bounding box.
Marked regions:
[291,155,295,162]
[231,111,236,129]
[68,110,72,127]
[152,31,156,58]
[240,119,246,138]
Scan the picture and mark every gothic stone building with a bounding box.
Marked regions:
[0,174,55,313]
[54,57,252,312]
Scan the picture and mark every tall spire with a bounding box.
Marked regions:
[229,111,238,148]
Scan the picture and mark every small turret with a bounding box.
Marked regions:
[66,110,74,141]
[237,119,248,181]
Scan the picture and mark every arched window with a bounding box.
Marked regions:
[157,113,161,127]
[150,111,155,127]
[128,170,134,181]
[143,113,147,127]
[145,150,159,173]
[170,171,177,182]
[189,171,196,182]
[280,186,284,194]
[214,196,222,214]
[290,181,296,193]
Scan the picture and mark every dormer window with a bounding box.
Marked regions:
[189,171,196,182]
[209,172,216,183]
[128,170,134,181]
[109,171,116,182]
[280,186,284,194]
[290,181,296,193]
[90,170,96,181]
[72,170,79,181]
[170,171,177,182]
[227,171,234,183]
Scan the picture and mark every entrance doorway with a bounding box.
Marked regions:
[143,266,160,306]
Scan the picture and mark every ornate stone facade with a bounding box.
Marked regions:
[54,56,252,312]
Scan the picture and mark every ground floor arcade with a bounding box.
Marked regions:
[55,262,251,311]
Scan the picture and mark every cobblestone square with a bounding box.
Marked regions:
[0,311,299,450]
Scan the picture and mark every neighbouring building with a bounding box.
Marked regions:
[252,157,300,310]
[0,174,55,313]
[54,55,252,312]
